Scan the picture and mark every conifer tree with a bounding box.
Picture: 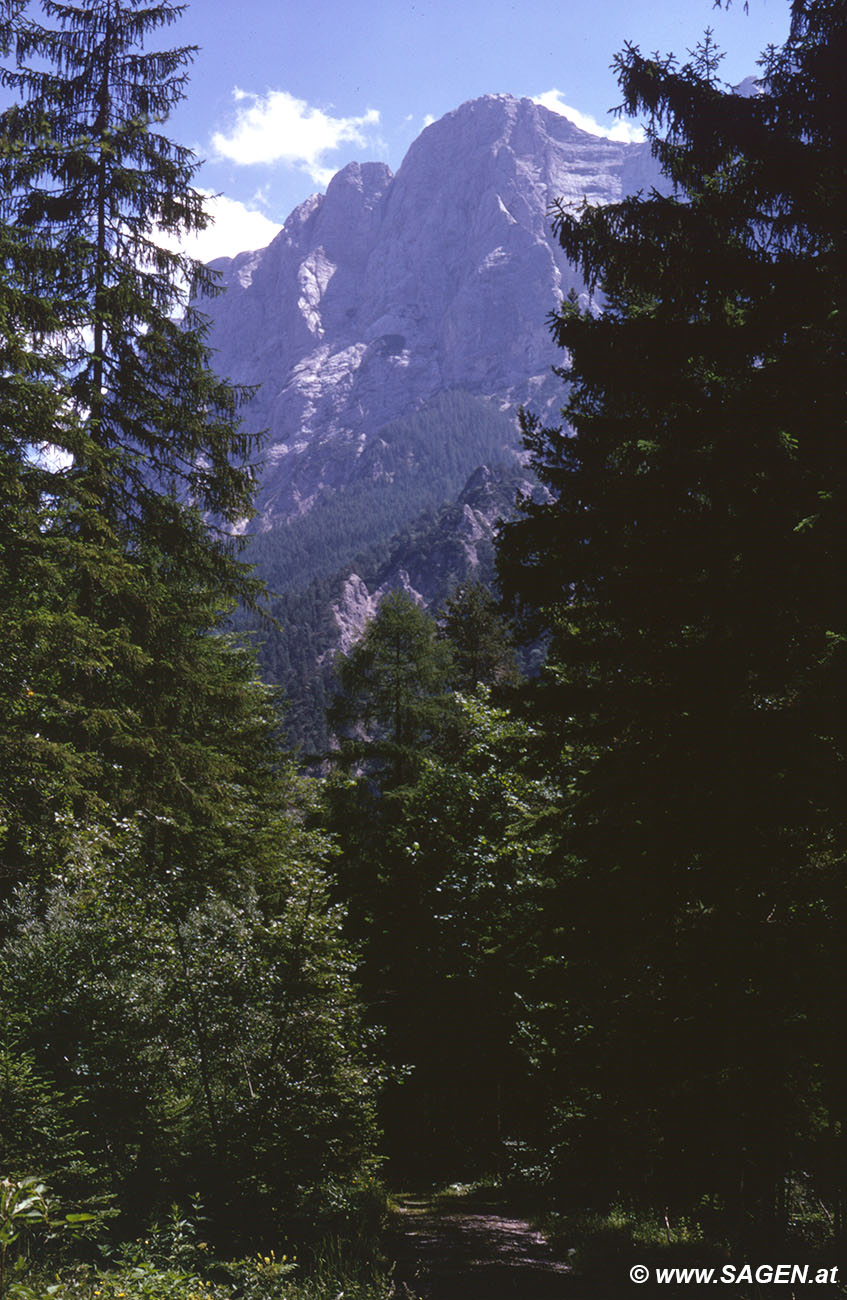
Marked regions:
[0,0,267,885]
[440,581,519,690]
[498,0,847,1224]
[329,590,454,787]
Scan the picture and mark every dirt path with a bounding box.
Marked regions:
[387,1191,576,1299]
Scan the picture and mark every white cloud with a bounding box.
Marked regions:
[533,89,646,144]
[30,442,74,472]
[422,113,436,128]
[158,192,282,263]
[211,88,381,184]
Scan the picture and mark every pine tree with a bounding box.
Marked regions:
[498,1,847,1225]
[0,0,267,886]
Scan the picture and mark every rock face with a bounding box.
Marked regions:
[327,463,531,655]
[204,94,666,527]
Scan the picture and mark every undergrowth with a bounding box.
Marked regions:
[0,1177,393,1300]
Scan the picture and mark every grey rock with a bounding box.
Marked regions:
[204,94,667,527]
[327,463,527,659]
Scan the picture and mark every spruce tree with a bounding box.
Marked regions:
[498,0,847,1225]
[440,581,519,691]
[0,0,267,886]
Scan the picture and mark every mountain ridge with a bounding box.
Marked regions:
[203,93,667,528]
[210,93,669,744]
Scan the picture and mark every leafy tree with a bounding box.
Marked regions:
[325,594,456,1008]
[325,585,542,1181]
[364,691,556,1181]
[498,1,847,1228]
[1,800,380,1236]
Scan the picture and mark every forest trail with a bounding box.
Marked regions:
[387,1190,576,1299]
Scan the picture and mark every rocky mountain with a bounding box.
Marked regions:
[327,463,532,656]
[204,93,666,529]
[210,92,668,746]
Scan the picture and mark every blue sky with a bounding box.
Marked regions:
[163,0,791,261]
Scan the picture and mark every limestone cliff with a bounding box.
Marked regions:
[204,94,666,528]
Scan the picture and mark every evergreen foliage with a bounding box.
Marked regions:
[241,390,518,596]
[329,591,455,787]
[0,0,264,887]
[0,0,380,1248]
[241,460,522,755]
[323,685,554,1183]
[440,581,519,691]
[6,0,846,1275]
[321,582,539,1181]
[498,0,847,1228]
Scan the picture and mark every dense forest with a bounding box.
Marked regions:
[1,1,845,1299]
[244,391,521,597]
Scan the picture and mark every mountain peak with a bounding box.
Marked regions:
[325,159,394,203]
[203,93,667,525]
[413,91,624,154]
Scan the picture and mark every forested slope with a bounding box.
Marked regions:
[237,458,528,752]
[245,389,520,595]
